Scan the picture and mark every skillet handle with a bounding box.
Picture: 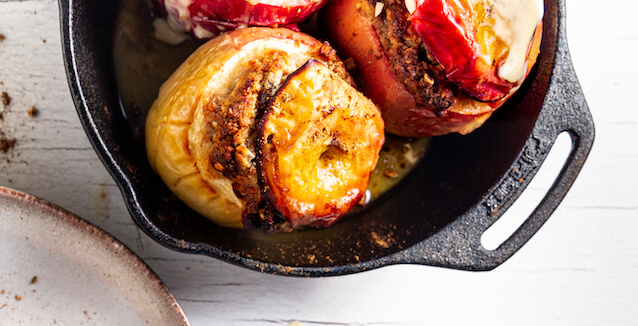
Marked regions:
[474,62,594,270]
[399,2,595,271]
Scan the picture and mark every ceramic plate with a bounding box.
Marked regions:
[0,186,190,325]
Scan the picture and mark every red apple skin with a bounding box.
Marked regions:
[189,0,328,26]
[152,0,329,38]
[322,0,542,137]
[408,0,514,102]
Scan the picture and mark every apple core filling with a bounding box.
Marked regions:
[364,0,457,115]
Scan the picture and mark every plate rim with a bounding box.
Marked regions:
[0,185,191,326]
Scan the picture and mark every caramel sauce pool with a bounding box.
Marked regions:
[113,0,430,208]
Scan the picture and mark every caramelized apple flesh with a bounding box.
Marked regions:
[259,60,385,228]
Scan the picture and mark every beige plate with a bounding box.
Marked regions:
[0,186,190,325]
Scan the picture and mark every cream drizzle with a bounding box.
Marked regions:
[474,0,544,83]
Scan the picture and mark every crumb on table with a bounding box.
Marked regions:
[0,131,17,153]
[28,106,39,118]
[1,91,10,107]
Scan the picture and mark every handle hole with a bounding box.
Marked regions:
[481,132,573,251]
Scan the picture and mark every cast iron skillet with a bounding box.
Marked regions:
[60,0,594,276]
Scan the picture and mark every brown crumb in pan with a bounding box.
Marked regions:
[384,169,399,178]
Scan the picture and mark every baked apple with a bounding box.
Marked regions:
[322,0,543,137]
[145,27,384,231]
[152,0,329,39]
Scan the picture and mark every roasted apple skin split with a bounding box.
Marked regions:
[322,0,542,137]
[145,27,384,230]
[259,60,384,228]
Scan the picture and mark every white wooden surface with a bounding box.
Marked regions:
[1,0,636,325]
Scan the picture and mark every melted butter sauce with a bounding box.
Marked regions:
[113,0,203,141]
[367,136,430,201]
[113,0,429,210]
